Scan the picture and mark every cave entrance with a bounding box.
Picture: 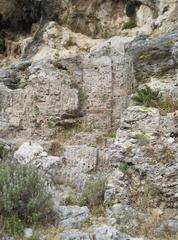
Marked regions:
[126,1,142,17]
[0,0,42,57]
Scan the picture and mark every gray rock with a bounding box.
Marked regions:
[14,142,64,176]
[165,218,178,233]
[60,230,90,240]
[24,228,33,238]
[93,225,130,240]
[54,205,89,228]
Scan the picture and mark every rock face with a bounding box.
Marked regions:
[1,1,178,240]
[0,33,135,141]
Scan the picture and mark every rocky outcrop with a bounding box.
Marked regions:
[54,205,89,228]
[0,32,135,142]
[1,1,178,239]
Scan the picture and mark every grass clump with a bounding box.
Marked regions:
[132,85,160,107]
[122,20,137,30]
[100,94,108,103]
[19,81,28,89]
[79,177,107,209]
[0,144,9,159]
[0,163,52,236]
[119,161,129,173]
[134,132,150,146]
[133,86,178,114]
[64,196,78,206]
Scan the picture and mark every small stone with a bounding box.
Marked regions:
[167,137,175,144]
[24,228,33,238]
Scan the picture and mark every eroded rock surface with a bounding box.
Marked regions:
[1,1,178,240]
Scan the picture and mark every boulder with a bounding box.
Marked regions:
[54,205,89,228]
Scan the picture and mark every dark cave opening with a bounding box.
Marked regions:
[126,1,142,17]
[0,0,43,54]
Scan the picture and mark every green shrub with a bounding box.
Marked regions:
[132,86,160,107]
[100,94,108,103]
[79,177,107,209]
[4,216,24,236]
[92,206,106,216]
[122,20,137,30]
[64,196,78,205]
[0,163,52,232]
[0,144,9,159]
[119,161,129,173]
[19,81,28,89]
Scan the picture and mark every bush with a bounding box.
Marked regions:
[79,177,107,209]
[132,86,160,107]
[0,144,9,159]
[122,20,137,30]
[0,163,52,234]
[119,161,129,173]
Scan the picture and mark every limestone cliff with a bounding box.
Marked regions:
[0,1,178,240]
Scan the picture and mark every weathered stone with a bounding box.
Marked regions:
[64,145,98,173]
[120,106,160,133]
[13,142,64,177]
[93,225,129,240]
[54,205,89,228]
[60,230,90,240]
[105,170,127,204]
[14,142,43,164]
[165,218,178,233]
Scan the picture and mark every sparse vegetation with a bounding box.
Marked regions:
[100,94,108,103]
[92,205,106,216]
[122,20,137,30]
[0,144,9,159]
[18,80,28,89]
[132,86,160,107]
[79,177,107,209]
[140,181,162,210]
[133,86,178,114]
[119,161,129,173]
[78,88,88,106]
[139,52,154,61]
[85,217,93,227]
[107,128,116,138]
[158,95,178,115]
[64,196,78,205]
[145,145,176,165]
[134,132,150,146]
[0,163,52,236]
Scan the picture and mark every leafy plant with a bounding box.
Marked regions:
[3,216,24,236]
[119,161,129,173]
[64,196,78,205]
[18,81,28,89]
[107,129,116,138]
[79,177,107,209]
[0,163,52,235]
[132,86,160,107]
[122,20,137,30]
[100,94,108,103]
[0,144,9,159]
